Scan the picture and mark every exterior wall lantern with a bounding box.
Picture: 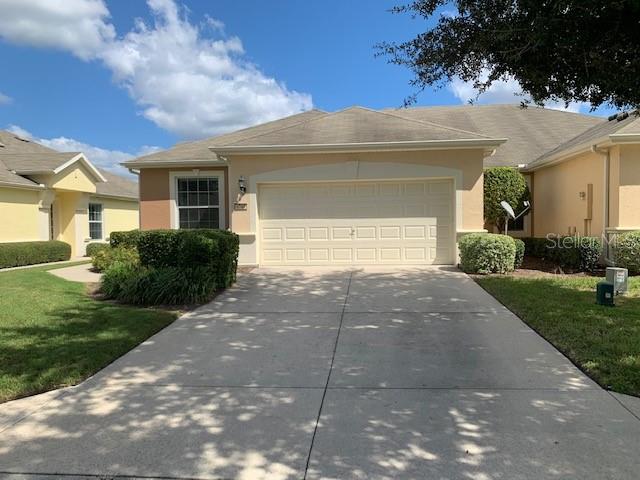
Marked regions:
[238,175,247,195]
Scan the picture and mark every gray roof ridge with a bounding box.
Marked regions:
[366,106,492,139]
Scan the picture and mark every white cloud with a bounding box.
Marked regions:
[0,0,114,60]
[0,92,11,105]
[0,0,313,138]
[449,72,588,113]
[6,124,151,178]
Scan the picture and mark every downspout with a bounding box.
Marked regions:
[590,145,611,261]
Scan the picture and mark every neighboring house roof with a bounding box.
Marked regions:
[125,104,604,168]
[95,169,138,199]
[0,129,137,199]
[125,109,328,167]
[387,104,604,168]
[1,151,83,174]
[212,106,504,155]
[525,111,640,170]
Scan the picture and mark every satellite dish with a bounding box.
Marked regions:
[500,201,516,219]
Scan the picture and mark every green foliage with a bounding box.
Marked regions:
[483,167,530,230]
[0,241,71,269]
[85,242,109,258]
[577,237,603,273]
[615,231,640,275]
[513,238,525,270]
[132,229,239,288]
[378,1,640,110]
[100,229,239,305]
[522,237,550,258]
[459,233,516,274]
[102,265,218,306]
[92,246,139,272]
[109,230,143,249]
[522,236,602,272]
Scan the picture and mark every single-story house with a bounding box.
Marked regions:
[0,130,139,256]
[123,104,639,267]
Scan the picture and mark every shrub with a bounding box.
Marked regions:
[102,265,218,305]
[577,237,602,272]
[92,246,139,272]
[513,238,525,269]
[521,236,601,272]
[521,237,550,258]
[100,229,239,305]
[614,231,640,274]
[86,242,109,257]
[459,233,516,274]
[109,230,142,249]
[100,260,140,299]
[484,167,530,231]
[135,229,239,288]
[0,241,71,269]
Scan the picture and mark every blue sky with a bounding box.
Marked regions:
[0,0,614,175]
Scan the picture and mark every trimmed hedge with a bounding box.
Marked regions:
[134,229,239,288]
[459,233,516,274]
[92,246,139,272]
[101,229,240,305]
[86,242,110,257]
[110,230,143,249]
[614,231,640,274]
[521,236,602,272]
[0,241,71,269]
[514,238,525,270]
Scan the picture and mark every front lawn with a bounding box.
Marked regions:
[476,275,640,396]
[0,263,177,402]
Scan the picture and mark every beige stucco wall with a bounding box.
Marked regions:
[227,149,486,233]
[532,150,605,238]
[616,144,640,229]
[90,195,139,239]
[0,186,42,242]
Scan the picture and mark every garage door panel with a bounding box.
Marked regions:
[259,180,454,265]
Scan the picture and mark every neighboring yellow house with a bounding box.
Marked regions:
[0,130,139,256]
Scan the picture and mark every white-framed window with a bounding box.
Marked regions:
[171,172,224,229]
[88,203,103,239]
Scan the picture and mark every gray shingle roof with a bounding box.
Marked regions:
[215,106,493,149]
[126,104,604,168]
[387,104,604,167]
[95,169,138,199]
[525,111,640,169]
[125,109,327,166]
[1,151,82,173]
[0,130,137,199]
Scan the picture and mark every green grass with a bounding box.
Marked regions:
[0,263,177,402]
[476,275,640,396]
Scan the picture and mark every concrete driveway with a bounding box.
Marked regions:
[1,267,639,479]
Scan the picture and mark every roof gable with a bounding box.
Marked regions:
[218,106,492,148]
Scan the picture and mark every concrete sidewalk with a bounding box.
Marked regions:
[1,266,639,479]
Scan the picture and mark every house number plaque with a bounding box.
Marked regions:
[233,202,248,211]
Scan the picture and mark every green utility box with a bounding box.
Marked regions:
[596,282,615,307]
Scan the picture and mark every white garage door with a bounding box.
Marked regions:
[258,179,454,266]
